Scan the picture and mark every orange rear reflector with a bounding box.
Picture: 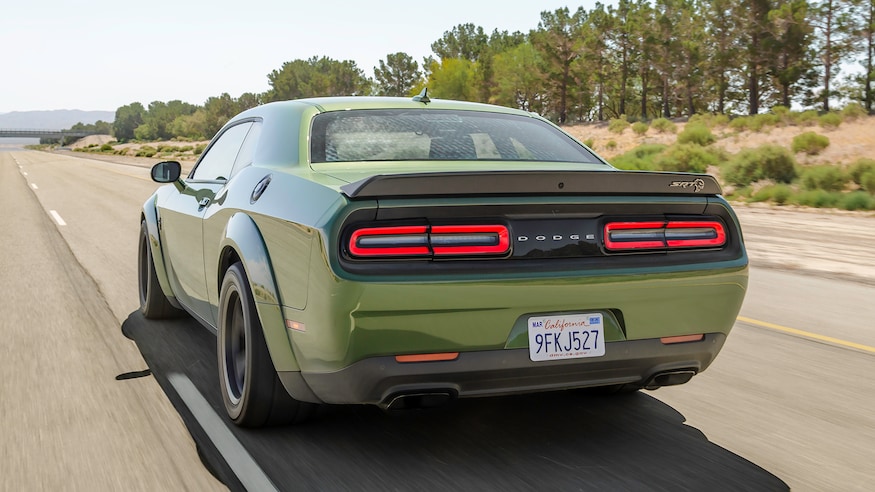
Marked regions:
[395,352,459,363]
[660,334,705,344]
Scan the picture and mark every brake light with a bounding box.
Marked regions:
[604,220,726,251]
[348,224,510,258]
[665,221,726,248]
[604,221,666,250]
[348,226,430,257]
[431,225,510,255]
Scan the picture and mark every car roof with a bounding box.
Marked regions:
[238,96,536,120]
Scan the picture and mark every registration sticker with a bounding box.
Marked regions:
[528,313,605,361]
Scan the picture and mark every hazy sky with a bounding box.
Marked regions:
[0,0,607,114]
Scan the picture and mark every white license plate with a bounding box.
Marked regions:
[528,313,605,361]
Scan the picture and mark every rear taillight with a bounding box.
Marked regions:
[604,220,726,251]
[348,224,510,259]
[348,226,430,257]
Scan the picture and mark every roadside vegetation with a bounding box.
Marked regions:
[46,0,875,212]
[604,106,875,211]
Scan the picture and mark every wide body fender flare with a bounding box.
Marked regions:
[141,195,182,309]
[218,213,304,375]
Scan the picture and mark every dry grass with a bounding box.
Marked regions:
[563,115,875,168]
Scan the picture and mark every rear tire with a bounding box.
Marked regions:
[138,221,182,319]
[217,262,314,427]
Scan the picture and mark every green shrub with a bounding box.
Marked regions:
[685,113,730,129]
[631,121,649,135]
[677,123,716,146]
[723,145,797,186]
[177,145,194,153]
[839,192,875,210]
[791,132,830,155]
[135,145,157,158]
[158,145,176,153]
[794,110,819,126]
[99,143,113,152]
[606,140,618,150]
[802,165,847,191]
[582,138,595,148]
[712,114,730,127]
[654,144,723,173]
[818,112,842,128]
[791,189,841,208]
[847,158,875,185]
[610,144,667,171]
[608,116,630,134]
[840,103,867,121]
[194,144,207,155]
[728,116,750,132]
[862,171,875,194]
[750,184,793,205]
[771,105,791,123]
[770,184,793,205]
[752,113,780,130]
[651,118,676,134]
[725,186,752,200]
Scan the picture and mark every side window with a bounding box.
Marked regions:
[191,122,252,181]
[229,121,262,179]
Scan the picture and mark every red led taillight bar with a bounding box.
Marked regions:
[604,220,726,251]
[348,224,510,258]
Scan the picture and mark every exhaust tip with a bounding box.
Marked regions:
[384,391,454,411]
[645,369,696,390]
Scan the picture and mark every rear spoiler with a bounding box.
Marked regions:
[340,171,722,199]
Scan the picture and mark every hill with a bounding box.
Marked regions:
[0,110,114,129]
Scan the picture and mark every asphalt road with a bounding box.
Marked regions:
[2,149,873,491]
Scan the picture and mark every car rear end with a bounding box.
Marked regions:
[277,101,748,406]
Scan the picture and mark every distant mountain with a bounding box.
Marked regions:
[0,110,114,130]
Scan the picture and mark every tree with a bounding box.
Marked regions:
[374,52,422,96]
[863,0,875,112]
[266,56,371,101]
[736,0,775,114]
[425,57,479,101]
[531,7,585,123]
[140,100,197,141]
[809,0,859,111]
[583,3,615,121]
[113,102,145,142]
[491,42,544,111]
[768,0,814,108]
[431,23,489,61]
[702,0,742,114]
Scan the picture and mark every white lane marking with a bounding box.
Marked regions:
[49,210,67,226]
[30,183,38,190]
[167,373,278,492]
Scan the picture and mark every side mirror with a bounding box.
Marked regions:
[151,161,182,183]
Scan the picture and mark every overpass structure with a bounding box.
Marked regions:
[0,129,99,140]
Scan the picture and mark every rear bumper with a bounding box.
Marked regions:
[291,333,726,405]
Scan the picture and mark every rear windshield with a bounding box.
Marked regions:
[310,109,601,164]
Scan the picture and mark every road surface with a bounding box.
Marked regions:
[2,149,873,491]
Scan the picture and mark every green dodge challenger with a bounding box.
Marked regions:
[138,95,748,427]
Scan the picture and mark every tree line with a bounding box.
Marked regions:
[109,0,874,141]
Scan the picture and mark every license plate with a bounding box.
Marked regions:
[528,313,605,361]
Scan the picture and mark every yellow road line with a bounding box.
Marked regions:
[737,316,875,354]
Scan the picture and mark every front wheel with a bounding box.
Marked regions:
[217,262,314,427]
